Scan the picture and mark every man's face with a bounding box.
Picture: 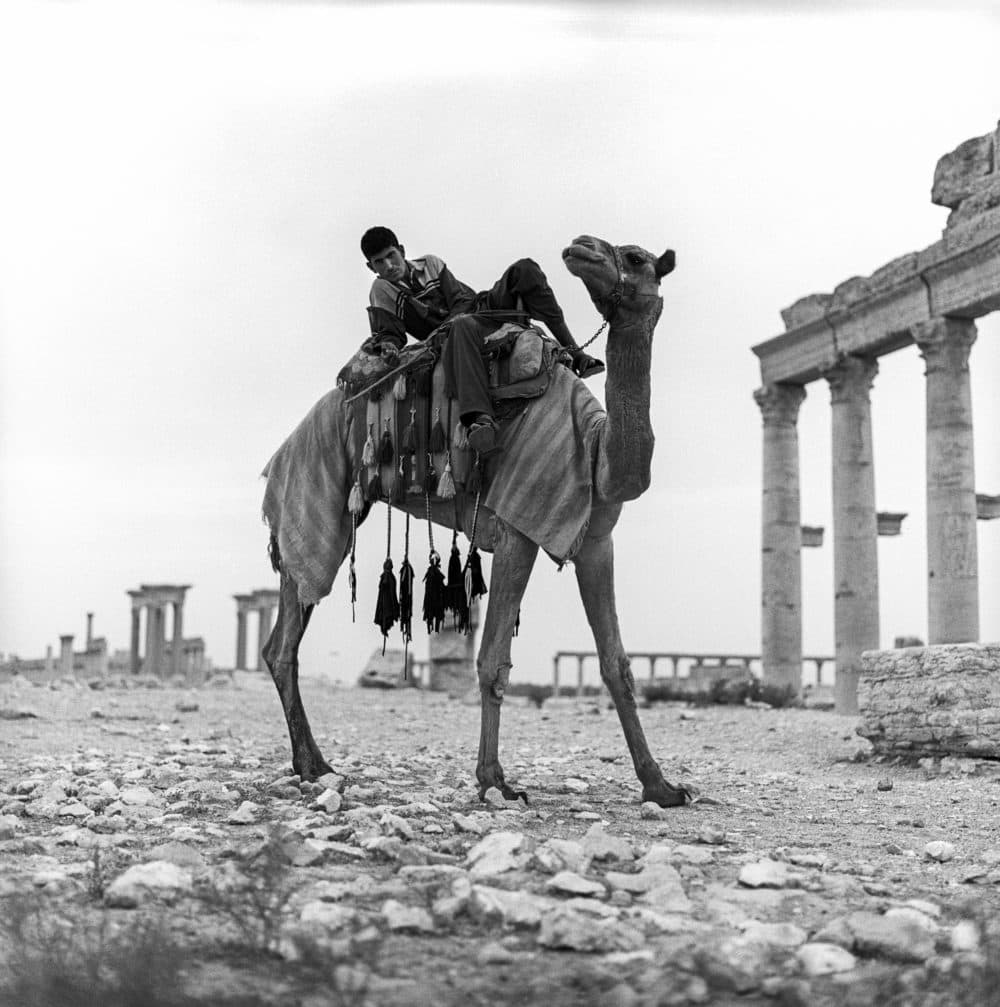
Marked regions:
[367,245,406,282]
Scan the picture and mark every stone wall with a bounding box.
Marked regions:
[857,643,1000,758]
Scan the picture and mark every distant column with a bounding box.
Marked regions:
[826,354,880,715]
[45,645,53,675]
[914,317,979,644]
[143,604,156,675]
[172,601,184,678]
[234,596,250,671]
[257,606,274,672]
[151,605,166,677]
[754,382,807,692]
[59,635,74,677]
[130,606,141,675]
[86,612,94,649]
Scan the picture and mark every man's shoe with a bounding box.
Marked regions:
[571,349,605,379]
[467,415,500,456]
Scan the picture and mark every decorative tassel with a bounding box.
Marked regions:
[361,424,377,467]
[393,373,407,400]
[422,550,447,632]
[429,409,447,453]
[465,546,488,603]
[453,422,469,450]
[399,557,414,643]
[378,419,394,464]
[402,406,417,455]
[423,460,438,495]
[374,558,400,653]
[348,477,365,515]
[366,469,382,502]
[447,535,469,629]
[436,460,455,500]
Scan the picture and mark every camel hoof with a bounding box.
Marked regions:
[642,782,691,808]
[479,784,530,807]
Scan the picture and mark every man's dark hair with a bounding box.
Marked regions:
[361,226,401,261]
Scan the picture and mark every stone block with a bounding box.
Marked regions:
[780,294,831,332]
[857,644,1000,758]
[932,130,995,209]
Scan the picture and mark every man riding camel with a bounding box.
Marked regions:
[361,226,604,456]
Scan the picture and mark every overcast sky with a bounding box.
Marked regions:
[1,0,998,687]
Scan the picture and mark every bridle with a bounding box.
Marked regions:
[577,244,626,352]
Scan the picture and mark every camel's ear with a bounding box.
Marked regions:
[655,249,676,278]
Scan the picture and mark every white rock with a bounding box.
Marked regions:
[581,823,634,862]
[227,801,261,825]
[466,831,526,876]
[545,871,606,897]
[469,885,554,928]
[537,907,643,953]
[951,919,980,952]
[119,786,157,807]
[563,777,590,793]
[671,843,714,865]
[316,790,342,813]
[299,900,356,930]
[924,840,955,862]
[741,919,809,948]
[796,941,857,977]
[738,858,800,889]
[533,838,588,875]
[104,861,192,907]
[381,899,436,933]
[0,814,20,840]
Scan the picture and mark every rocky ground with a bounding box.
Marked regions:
[2,672,1000,1007]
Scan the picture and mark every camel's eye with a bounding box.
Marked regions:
[625,252,645,268]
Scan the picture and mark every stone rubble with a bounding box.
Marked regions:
[3,677,1000,1005]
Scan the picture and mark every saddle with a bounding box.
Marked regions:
[336,319,562,505]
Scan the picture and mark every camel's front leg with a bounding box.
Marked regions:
[263,571,334,782]
[574,533,689,807]
[475,523,538,803]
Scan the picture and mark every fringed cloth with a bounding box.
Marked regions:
[260,361,607,606]
[261,388,358,606]
[484,364,606,562]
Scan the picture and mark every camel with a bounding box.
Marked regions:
[261,234,689,808]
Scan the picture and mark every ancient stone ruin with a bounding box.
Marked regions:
[752,122,999,719]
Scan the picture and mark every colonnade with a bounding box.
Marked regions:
[233,589,280,671]
[752,122,999,713]
[127,584,190,677]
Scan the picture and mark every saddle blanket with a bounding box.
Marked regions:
[261,358,607,606]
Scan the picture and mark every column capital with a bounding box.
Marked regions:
[913,317,977,373]
[753,382,806,426]
[823,354,878,405]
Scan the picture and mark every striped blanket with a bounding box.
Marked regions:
[261,361,607,606]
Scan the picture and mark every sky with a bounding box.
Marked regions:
[1,0,998,689]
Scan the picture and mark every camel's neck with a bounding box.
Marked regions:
[599,301,661,503]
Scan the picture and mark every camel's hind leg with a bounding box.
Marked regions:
[475,523,538,802]
[573,533,689,807]
[263,571,333,781]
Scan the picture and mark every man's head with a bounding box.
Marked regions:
[361,226,406,281]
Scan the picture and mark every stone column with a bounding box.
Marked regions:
[914,318,979,644]
[59,635,74,677]
[234,596,249,671]
[151,605,166,677]
[130,606,141,675]
[45,645,53,675]
[143,604,156,675]
[86,612,94,649]
[256,606,274,672]
[825,355,880,715]
[754,382,807,692]
[172,601,184,678]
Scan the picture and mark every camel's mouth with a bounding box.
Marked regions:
[562,245,604,275]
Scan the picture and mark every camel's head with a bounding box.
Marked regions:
[562,235,675,325]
